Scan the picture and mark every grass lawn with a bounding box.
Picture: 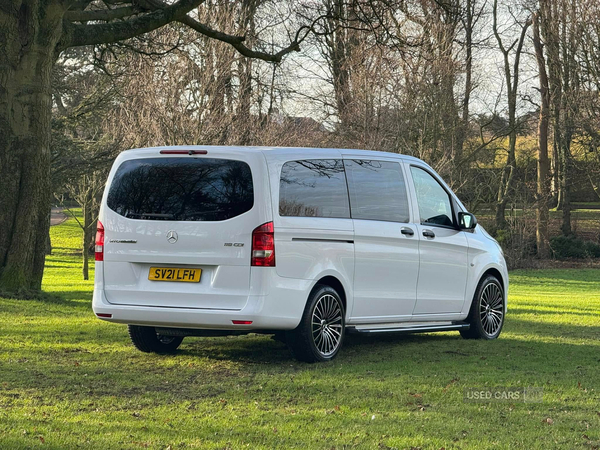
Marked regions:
[1,215,599,449]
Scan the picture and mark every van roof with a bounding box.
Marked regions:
[121,145,427,166]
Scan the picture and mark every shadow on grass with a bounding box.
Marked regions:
[44,257,83,264]
[509,307,600,317]
[2,328,597,405]
[1,291,91,307]
[4,307,599,362]
[505,317,600,339]
[48,248,81,254]
[44,264,79,269]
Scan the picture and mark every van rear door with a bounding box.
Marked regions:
[100,149,269,310]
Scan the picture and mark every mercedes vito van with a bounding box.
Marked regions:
[93,146,508,362]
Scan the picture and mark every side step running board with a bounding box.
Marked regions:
[348,323,470,334]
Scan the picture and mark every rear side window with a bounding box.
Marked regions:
[279,160,350,218]
[344,160,410,223]
[107,158,253,221]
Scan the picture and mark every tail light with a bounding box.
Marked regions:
[251,222,275,266]
[95,221,104,261]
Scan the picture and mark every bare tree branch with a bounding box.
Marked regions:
[65,6,141,22]
[63,0,205,48]
[67,0,94,11]
[178,15,302,63]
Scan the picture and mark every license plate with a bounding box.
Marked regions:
[149,267,201,282]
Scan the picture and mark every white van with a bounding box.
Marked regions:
[93,146,508,362]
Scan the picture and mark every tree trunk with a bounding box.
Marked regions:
[456,0,473,166]
[492,1,529,231]
[328,1,356,134]
[495,197,509,230]
[0,2,63,292]
[236,0,257,145]
[495,144,516,231]
[559,143,572,235]
[495,114,518,231]
[551,139,560,207]
[541,0,562,211]
[82,190,93,281]
[46,213,53,255]
[533,12,550,258]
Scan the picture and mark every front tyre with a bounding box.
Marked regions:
[460,275,505,340]
[128,325,183,353]
[287,285,345,363]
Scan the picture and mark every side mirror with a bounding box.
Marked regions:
[458,212,477,230]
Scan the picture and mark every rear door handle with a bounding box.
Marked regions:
[422,229,435,238]
[401,227,414,236]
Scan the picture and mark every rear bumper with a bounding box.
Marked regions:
[92,283,308,332]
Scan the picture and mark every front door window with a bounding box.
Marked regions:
[410,166,454,227]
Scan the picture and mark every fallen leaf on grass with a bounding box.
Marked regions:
[543,417,554,425]
[443,378,459,392]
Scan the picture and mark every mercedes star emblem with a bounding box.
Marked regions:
[166,230,178,244]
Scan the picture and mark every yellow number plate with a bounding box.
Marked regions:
[149,267,201,282]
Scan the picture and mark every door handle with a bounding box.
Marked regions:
[422,229,435,238]
[401,227,414,236]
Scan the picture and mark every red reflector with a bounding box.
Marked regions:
[159,149,208,155]
[96,313,112,318]
[232,320,253,325]
[251,222,275,267]
[95,220,104,261]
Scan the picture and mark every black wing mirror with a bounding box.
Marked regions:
[458,212,478,230]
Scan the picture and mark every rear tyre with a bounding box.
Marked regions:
[287,285,345,363]
[128,325,184,353]
[460,275,505,340]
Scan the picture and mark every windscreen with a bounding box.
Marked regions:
[107,157,254,221]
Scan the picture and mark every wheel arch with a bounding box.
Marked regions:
[481,267,504,293]
[477,265,507,304]
[310,275,348,313]
[461,264,508,318]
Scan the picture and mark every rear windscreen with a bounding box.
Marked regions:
[106,157,254,221]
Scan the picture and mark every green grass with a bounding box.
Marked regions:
[573,202,600,210]
[1,216,599,449]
